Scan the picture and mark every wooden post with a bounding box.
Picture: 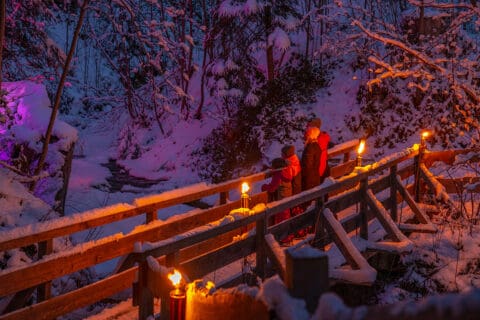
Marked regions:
[37,239,53,302]
[414,146,425,203]
[285,247,329,313]
[255,214,267,279]
[390,165,398,223]
[312,198,326,250]
[146,210,157,224]
[360,178,368,240]
[219,191,229,205]
[138,260,154,320]
[343,151,350,163]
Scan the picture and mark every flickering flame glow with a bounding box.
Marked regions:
[422,131,429,138]
[241,182,249,194]
[168,269,182,287]
[357,140,365,155]
[205,281,215,291]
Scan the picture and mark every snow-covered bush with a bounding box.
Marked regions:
[0,81,77,210]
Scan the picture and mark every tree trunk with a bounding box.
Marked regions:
[195,0,210,120]
[0,0,5,91]
[305,0,311,57]
[264,5,274,81]
[31,0,90,191]
[419,0,425,36]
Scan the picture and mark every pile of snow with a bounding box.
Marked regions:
[0,81,78,206]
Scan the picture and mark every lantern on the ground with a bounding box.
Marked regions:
[241,182,250,210]
[168,269,186,320]
[356,139,366,167]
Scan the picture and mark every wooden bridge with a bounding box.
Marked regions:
[0,139,478,319]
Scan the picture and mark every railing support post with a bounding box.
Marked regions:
[138,258,154,320]
[255,213,267,279]
[285,247,329,313]
[414,145,426,203]
[37,239,53,302]
[313,198,327,250]
[146,210,157,224]
[390,165,398,223]
[219,191,229,205]
[360,178,369,240]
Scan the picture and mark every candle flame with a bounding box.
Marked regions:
[357,140,365,155]
[422,131,429,138]
[168,269,182,287]
[241,182,249,194]
[205,281,215,291]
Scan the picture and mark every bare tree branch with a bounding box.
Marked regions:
[30,0,90,191]
[352,19,445,73]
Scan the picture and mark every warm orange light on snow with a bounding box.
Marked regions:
[168,269,182,288]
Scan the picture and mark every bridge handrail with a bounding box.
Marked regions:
[2,144,479,319]
[328,139,360,158]
[0,144,417,299]
[0,139,361,253]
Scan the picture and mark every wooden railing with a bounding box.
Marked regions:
[2,141,475,320]
[0,140,360,319]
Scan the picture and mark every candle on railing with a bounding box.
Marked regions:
[356,139,366,167]
[168,269,186,320]
[241,182,250,210]
[420,129,432,150]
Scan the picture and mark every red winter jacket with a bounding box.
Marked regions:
[317,131,330,179]
[282,154,302,195]
[261,170,292,200]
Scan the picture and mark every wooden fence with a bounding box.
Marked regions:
[0,141,477,320]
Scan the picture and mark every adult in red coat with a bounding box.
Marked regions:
[307,118,331,183]
[301,127,321,191]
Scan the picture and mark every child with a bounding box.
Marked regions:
[262,158,291,201]
[261,158,292,225]
[281,145,301,196]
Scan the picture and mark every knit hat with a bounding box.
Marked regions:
[304,126,320,142]
[271,158,287,169]
[307,118,322,129]
[281,145,295,158]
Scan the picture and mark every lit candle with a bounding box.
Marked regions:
[356,139,366,167]
[168,269,185,320]
[420,130,431,149]
[241,182,250,210]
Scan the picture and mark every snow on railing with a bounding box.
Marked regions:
[328,139,360,157]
